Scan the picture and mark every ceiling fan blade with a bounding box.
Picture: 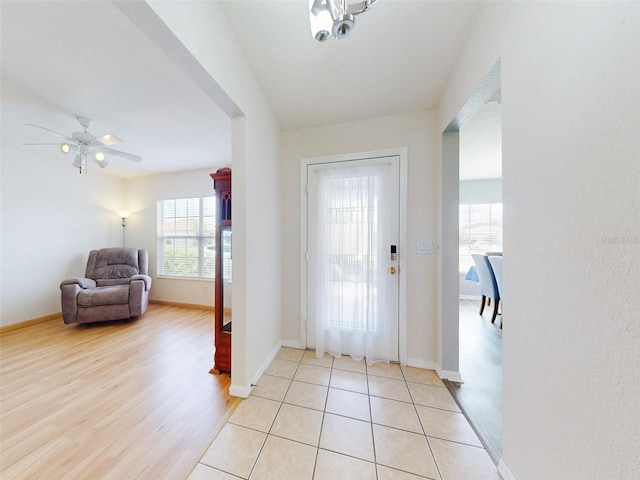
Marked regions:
[23,142,61,146]
[101,146,142,163]
[95,134,123,146]
[25,123,74,142]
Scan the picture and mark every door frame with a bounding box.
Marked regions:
[299,147,409,364]
[440,59,501,381]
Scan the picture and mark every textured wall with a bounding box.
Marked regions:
[440,2,640,478]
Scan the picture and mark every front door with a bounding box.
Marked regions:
[306,155,400,362]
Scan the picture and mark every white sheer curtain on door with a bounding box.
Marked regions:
[310,161,395,364]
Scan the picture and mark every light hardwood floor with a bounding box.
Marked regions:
[444,299,503,464]
[0,305,237,480]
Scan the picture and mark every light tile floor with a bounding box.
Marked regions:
[189,348,501,480]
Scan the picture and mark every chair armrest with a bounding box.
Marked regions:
[60,277,96,289]
[130,274,152,291]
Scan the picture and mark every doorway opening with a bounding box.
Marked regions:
[440,60,502,463]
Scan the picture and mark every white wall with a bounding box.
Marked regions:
[145,1,282,395]
[124,168,223,307]
[439,2,640,478]
[0,144,124,326]
[459,178,502,204]
[0,145,222,326]
[281,110,439,367]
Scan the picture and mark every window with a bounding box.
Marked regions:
[158,197,215,278]
[459,203,503,273]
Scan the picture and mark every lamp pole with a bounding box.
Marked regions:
[121,217,127,247]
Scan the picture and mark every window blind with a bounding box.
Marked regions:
[158,197,215,278]
[459,203,503,272]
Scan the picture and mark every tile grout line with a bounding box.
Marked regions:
[246,352,304,479]
[402,365,445,480]
[310,352,332,480]
[364,361,381,480]
[203,350,491,480]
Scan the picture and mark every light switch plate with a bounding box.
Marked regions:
[417,239,433,254]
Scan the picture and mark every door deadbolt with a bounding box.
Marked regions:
[390,267,397,275]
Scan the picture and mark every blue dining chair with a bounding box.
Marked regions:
[471,254,500,325]
[488,255,503,328]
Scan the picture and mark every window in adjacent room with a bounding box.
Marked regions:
[158,197,215,278]
[459,202,503,273]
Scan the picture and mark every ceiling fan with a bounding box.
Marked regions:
[25,116,142,173]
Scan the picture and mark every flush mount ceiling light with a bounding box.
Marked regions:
[309,0,379,42]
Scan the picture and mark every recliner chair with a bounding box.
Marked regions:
[60,248,152,324]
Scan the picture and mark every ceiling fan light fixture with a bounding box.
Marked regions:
[94,150,106,162]
[332,13,355,39]
[95,157,109,168]
[60,142,78,153]
[309,0,332,42]
[309,0,378,42]
[72,154,86,170]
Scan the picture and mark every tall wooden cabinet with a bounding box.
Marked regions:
[210,168,232,374]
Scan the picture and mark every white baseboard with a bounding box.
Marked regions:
[437,369,463,383]
[498,458,516,480]
[406,358,463,383]
[250,342,283,385]
[230,342,284,399]
[281,339,303,349]
[406,358,440,370]
[459,294,479,300]
[229,384,252,398]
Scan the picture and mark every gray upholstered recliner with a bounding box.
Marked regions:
[60,248,152,324]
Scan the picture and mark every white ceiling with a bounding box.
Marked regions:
[460,100,502,181]
[1,1,498,180]
[1,1,232,179]
[219,0,482,130]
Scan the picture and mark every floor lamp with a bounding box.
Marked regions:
[118,211,130,247]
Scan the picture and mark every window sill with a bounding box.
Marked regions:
[156,275,214,282]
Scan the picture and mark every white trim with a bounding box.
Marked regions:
[406,358,440,370]
[299,159,308,349]
[156,275,214,282]
[281,339,303,349]
[251,342,282,385]
[397,148,409,366]
[229,384,252,398]
[230,342,282,399]
[299,147,409,363]
[459,294,478,300]
[498,459,517,480]
[438,369,463,383]
[406,358,463,383]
